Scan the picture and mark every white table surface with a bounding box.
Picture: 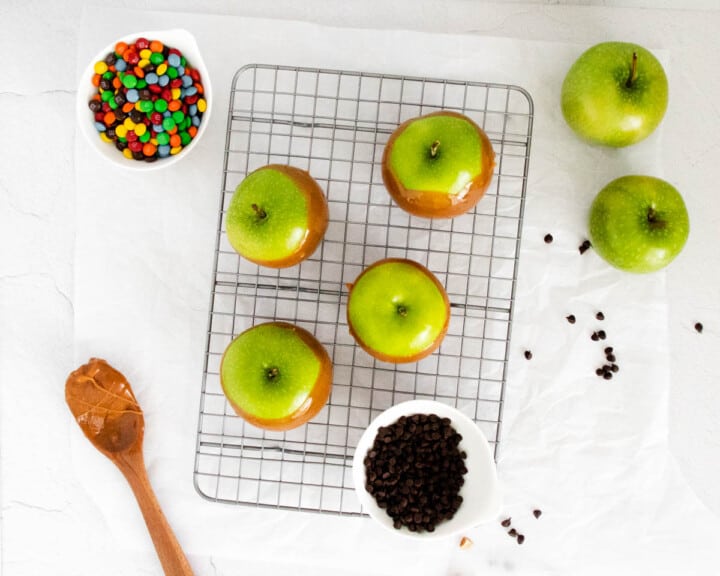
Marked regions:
[2,1,720,574]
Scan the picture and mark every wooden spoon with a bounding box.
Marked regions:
[66,358,193,575]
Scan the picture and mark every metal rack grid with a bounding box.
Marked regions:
[194,64,533,515]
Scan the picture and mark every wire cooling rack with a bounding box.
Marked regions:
[194,64,533,514]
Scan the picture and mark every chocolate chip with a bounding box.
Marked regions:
[501,517,512,528]
[533,509,542,519]
[579,239,592,254]
[611,364,619,373]
[544,234,553,244]
[363,413,467,533]
[603,372,613,380]
[517,534,525,545]
[596,312,605,321]
[597,330,607,340]
[508,528,517,537]
[524,350,533,360]
[595,368,604,376]
[604,347,613,355]
[566,314,576,324]
[591,332,600,341]
[695,322,704,333]
[606,354,616,362]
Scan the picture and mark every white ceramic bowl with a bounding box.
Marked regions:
[75,29,212,171]
[352,399,502,539]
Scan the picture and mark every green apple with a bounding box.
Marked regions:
[561,42,668,147]
[221,321,333,430]
[347,259,450,363]
[226,164,329,268]
[589,175,689,273]
[382,111,495,218]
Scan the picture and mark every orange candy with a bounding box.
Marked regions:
[187,126,198,138]
[91,74,101,87]
[167,100,182,112]
[169,134,181,148]
[103,111,116,126]
[112,77,122,89]
[142,143,157,156]
[115,41,128,56]
[122,102,134,113]
[133,66,145,78]
[194,83,204,95]
[149,40,164,53]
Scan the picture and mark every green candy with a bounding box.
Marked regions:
[156,132,170,145]
[172,110,184,124]
[108,99,118,110]
[180,131,191,145]
[136,79,147,89]
[139,100,154,113]
[101,90,113,102]
[150,52,164,65]
[139,131,151,143]
[102,71,115,80]
[181,56,186,66]
[122,75,137,89]
[162,117,176,131]
[154,99,168,113]
[167,67,179,79]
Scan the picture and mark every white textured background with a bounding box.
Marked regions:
[2,1,720,575]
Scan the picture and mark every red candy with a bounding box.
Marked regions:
[135,37,150,50]
[128,140,143,153]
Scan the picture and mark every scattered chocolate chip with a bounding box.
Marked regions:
[606,353,616,362]
[596,312,605,321]
[524,350,533,360]
[591,332,600,341]
[579,239,592,254]
[544,233,553,244]
[508,528,517,537]
[695,322,704,333]
[517,534,525,545]
[501,517,512,528]
[611,364,619,373]
[595,368,604,376]
[604,347,613,355]
[603,372,613,380]
[597,330,607,340]
[533,509,542,519]
[566,314,576,324]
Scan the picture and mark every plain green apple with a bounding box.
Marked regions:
[347,259,450,363]
[382,111,495,218]
[561,42,668,147]
[226,165,328,268]
[589,175,689,273]
[221,321,333,430]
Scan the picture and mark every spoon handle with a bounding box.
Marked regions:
[116,450,194,576]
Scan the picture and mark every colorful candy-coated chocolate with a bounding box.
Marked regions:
[87,36,206,162]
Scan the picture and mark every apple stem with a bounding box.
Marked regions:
[647,206,666,229]
[429,140,441,159]
[397,305,408,317]
[266,367,279,380]
[626,52,638,88]
[251,203,267,220]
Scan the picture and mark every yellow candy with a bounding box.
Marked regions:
[138,58,150,68]
[139,49,152,59]
[156,63,167,75]
[197,98,207,113]
[150,138,158,145]
[170,146,182,155]
[115,125,128,138]
[123,118,136,131]
[100,132,112,143]
[171,88,181,100]
[94,61,108,74]
[134,123,147,137]
[123,148,133,159]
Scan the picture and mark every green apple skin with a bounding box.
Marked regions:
[347,259,450,363]
[221,322,332,430]
[382,111,495,218]
[589,175,689,273]
[226,165,328,268]
[561,42,668,147]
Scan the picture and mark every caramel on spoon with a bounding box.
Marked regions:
[65,358,193,575]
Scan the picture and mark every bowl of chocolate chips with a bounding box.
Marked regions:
[352,399,502,539]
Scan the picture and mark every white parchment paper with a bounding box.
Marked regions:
[73,6,720,575]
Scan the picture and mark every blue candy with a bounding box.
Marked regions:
[94,121,106,132]
[191,115,200,127]
[176,65,185,75]
[181,74,193,87]
[188,104,197,116]
[168,53,181,67]
[145,73,159,85]
[153,124,164,133]
[184,86,197,97]
[115,59,127,72]
[158,145,171,157]
[126,89,139,103]
[158,75,169,87]
[163,110,171,117]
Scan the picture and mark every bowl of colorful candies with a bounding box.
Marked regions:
[76,29,211,170]
[352,400,502,539]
